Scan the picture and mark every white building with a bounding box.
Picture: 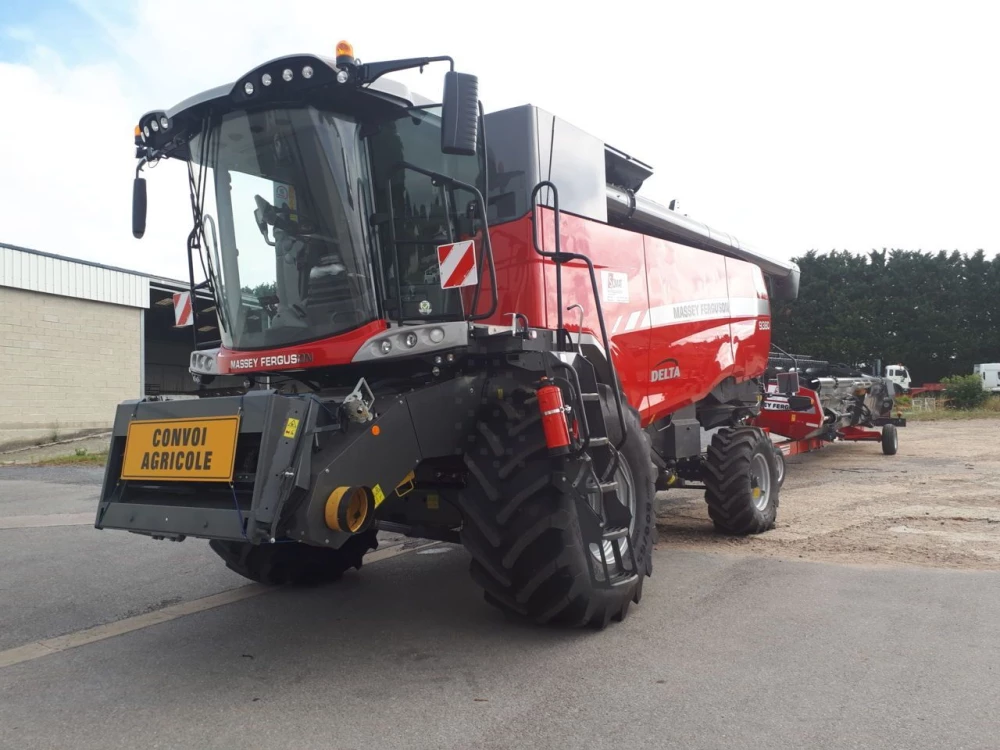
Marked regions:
[0,243,236,450]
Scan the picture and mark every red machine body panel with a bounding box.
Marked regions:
[753,386,826,441]
[209,209,774,426]
[213,320,388,375]
[489,209,773,426]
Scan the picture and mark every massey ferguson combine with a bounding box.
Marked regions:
[99,42,803,628]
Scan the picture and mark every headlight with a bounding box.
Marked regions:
[404,332,418,348]
[261,73,272,86]
[380,340,392,355]
[428,327,445,343]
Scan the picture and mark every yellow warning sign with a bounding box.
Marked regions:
[283,417,300,438]
[373,484,386,507]
[121,416,240,483]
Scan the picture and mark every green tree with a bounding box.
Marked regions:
[772,248,1000,385]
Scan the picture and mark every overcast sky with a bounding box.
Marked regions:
[1,0,997,281]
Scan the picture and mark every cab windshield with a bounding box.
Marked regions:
[189,106,376,350]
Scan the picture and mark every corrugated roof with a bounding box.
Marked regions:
[0,243,199,308]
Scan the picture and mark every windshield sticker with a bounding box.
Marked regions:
[419,300,432,316]
[274,182,298,222]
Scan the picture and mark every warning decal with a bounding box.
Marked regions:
[173,291,193,327]
[436,240,479,289]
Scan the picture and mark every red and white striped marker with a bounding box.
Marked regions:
[173,291,193,327]
[436,240,478,289]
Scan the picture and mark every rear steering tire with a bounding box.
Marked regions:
[703,426,780,535]
[458,386,656,628]
[209,530,378,585]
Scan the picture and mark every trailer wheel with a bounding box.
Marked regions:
[459,386,655,628]
[703,426,779,535]
[881,424,899,455]
[208,531,378,586]
[771,443,786,488]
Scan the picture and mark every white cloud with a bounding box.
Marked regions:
[1,0,997,282]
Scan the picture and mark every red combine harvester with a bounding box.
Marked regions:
[753,353,907,481]
[99,42,803,628]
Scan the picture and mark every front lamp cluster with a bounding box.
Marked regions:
[244,64,334,97]
[139,115,171,142]
[373,327,447,357]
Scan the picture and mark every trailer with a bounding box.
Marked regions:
[752,352,907,479]
[99,40,802,629]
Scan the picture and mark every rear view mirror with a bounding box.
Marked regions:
[441,71,479,156]
[132,176,147,239]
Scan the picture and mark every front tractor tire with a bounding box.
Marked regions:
[209,530,379,586]
[703,426,780,535]
[459,388,655,629]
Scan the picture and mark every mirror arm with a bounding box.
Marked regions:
[358,55,454,86]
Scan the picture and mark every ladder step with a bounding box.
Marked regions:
[588,437,610,447]
[602,526,629,541]
[610,572,639,588]
[599,481,618,494]
[580,393,601,402]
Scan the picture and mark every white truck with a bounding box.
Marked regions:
[885,364,912,393]
[974,363,1000,393]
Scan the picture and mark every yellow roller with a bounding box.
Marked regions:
[324,486,374,533]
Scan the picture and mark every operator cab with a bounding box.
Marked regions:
[132,43,490,364]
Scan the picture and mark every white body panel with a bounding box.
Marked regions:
[975,363,1000,393]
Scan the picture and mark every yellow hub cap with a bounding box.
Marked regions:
[345,488,368,532]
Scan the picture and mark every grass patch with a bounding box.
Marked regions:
[35,451,109,466]
[903,396,1000,421]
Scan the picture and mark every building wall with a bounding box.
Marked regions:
[0,287,142,449]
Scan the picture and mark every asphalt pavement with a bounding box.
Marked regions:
[2,466,999,750]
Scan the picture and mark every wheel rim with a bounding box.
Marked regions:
[774,449,785,484]
[587,456,637,564]
[750,452,772,511]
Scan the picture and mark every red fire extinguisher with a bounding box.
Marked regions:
[536,378,572,455]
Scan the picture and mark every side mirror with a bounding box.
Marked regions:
[132,176,147,239]
[777,371,800,396]
[441,71,479,156]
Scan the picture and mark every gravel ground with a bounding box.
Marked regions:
[655,419,1000,569]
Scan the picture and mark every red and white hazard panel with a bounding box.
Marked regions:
[173,291,193,327]
[436,240,478,289]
